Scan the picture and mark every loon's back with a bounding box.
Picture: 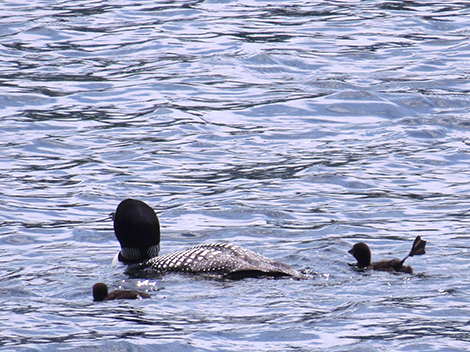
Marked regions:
[144,243,304,279]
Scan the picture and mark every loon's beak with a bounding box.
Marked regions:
[111,251,120,266]
[109,212,115,221]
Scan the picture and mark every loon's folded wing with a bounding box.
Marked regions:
[145,243,304,279]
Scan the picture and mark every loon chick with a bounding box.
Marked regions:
[92,282,151,301]
[348,236,426,274]
[112,199,304,279]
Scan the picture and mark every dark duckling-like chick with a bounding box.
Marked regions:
[92,282,151,301]
[112,199,305,279]
[348,236,426,274]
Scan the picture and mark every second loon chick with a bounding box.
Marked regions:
[348,236,427,273]
[113,199,304,279]
[92,282,151,301]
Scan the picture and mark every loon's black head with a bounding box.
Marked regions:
[114,199,161,264]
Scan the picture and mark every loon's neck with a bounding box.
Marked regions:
[112,244,161,265]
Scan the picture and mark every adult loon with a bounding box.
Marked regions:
[348,236,426,273]
[112,199,304,279]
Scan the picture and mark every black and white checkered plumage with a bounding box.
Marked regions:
[144,242,303,279]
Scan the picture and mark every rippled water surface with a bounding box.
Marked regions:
[1,0,470,351]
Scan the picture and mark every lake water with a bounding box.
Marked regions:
[1,0,470,351]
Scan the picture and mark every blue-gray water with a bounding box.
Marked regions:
[1,1,470,351]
